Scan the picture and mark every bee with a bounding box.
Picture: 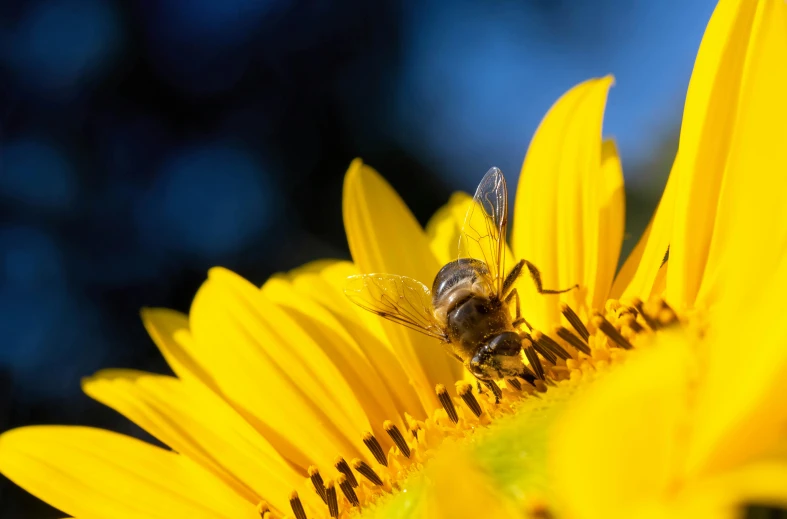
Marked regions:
[344,167,576,390]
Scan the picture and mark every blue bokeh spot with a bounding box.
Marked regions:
[1,139,77,210]
[5,0,121,93]
[137,145,275,259]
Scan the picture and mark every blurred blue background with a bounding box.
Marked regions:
[1,0,714,515]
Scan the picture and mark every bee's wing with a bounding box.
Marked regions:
[344,274,448,341]
[458,167,508,297]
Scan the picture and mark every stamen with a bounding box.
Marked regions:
[456,381,483,417]
[257,501,270,517]
[532,330,571,361]
[657,299,677,326]
[531,341,556,365]
[308,465,327,502]
[555,326,591,355]
[384,420,411,458]
[523,338,545,380]
[632,298,659,330]
[484,380,503,402]
[362,432,388,466]
[289,490,308,519]
[338,474,360,507]
[410,424,420,439]
[519,364,537,385]
[619,313,644,333]
[436,384,459,424]
[334,456,358,488]
[593,314,633,350]
[352,458,384,486]
[560,303,589,341]
[507,378,522,391]
[325,480,339,518]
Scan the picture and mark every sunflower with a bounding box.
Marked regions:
[1,0,784,518]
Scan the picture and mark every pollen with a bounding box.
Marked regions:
[276,298,682,518]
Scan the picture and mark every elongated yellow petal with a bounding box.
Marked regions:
[687,260,787,477]
[262,276,406,436]
[425,192,472,265]
[665,0,767,309]
[667,461,787,519]
[188,267,374,472]
[290,261,427,418]
[425,445,520,519]
[0,426,255,519]
[587,139,625,311]
[551,335,692,519]
[619,156,678,302]
[512,77,614,329]
[610,221,649,300]
[343,159,464,413]
[141,308,220,393]
[82,370,311,514]
[694,0,787,309]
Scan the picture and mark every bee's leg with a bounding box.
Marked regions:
[504,288,532,331]
[522,259,578,295]
[502,259,526,295]
[484,380,502,404]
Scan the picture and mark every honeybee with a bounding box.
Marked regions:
[344,167,575,389]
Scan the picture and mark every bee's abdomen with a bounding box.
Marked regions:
[446,296,510,358]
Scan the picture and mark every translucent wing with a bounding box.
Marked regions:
[458,167,508,297]
[344,274,448,341]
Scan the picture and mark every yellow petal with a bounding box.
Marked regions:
[609,220,648,300]
[82,370,310,514]
[188,267,376,472]
[619,156,679,302]
[551,334,692,519]
[512,77,614,329]
[262,276,405,437]
[343,159,464,413]
[291,261,427,417]
[586,139,625,311]
[424,445,520,519]
[425,192,472,266]
[693,0,787,309]
[665,0,773,310]
[687,259,787,477]
[141,308,220,393]
[668,461,787,519]
[0,426,255,519]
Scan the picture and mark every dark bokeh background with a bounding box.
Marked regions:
[1,0,714,516]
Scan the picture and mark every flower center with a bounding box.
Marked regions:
[269,297,678,519]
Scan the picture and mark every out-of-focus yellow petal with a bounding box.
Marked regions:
[693,0,787,309]
[620,157,678,302]
[424,445,520,519]
[609,221,648,300]
[687,259,787,477]
[82,370,311,514]
[668,462,787,519]
[551,335,692,519]
[0,426,256,519]
[425,192,472,265]
[665,0,764,310]
[289,261,426,418]
[141,308,219,393]
[343,159,464,413]
[262,276,405,437]
[512,77,614,329]
[587,139,625,311]
[188,268,374,472]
